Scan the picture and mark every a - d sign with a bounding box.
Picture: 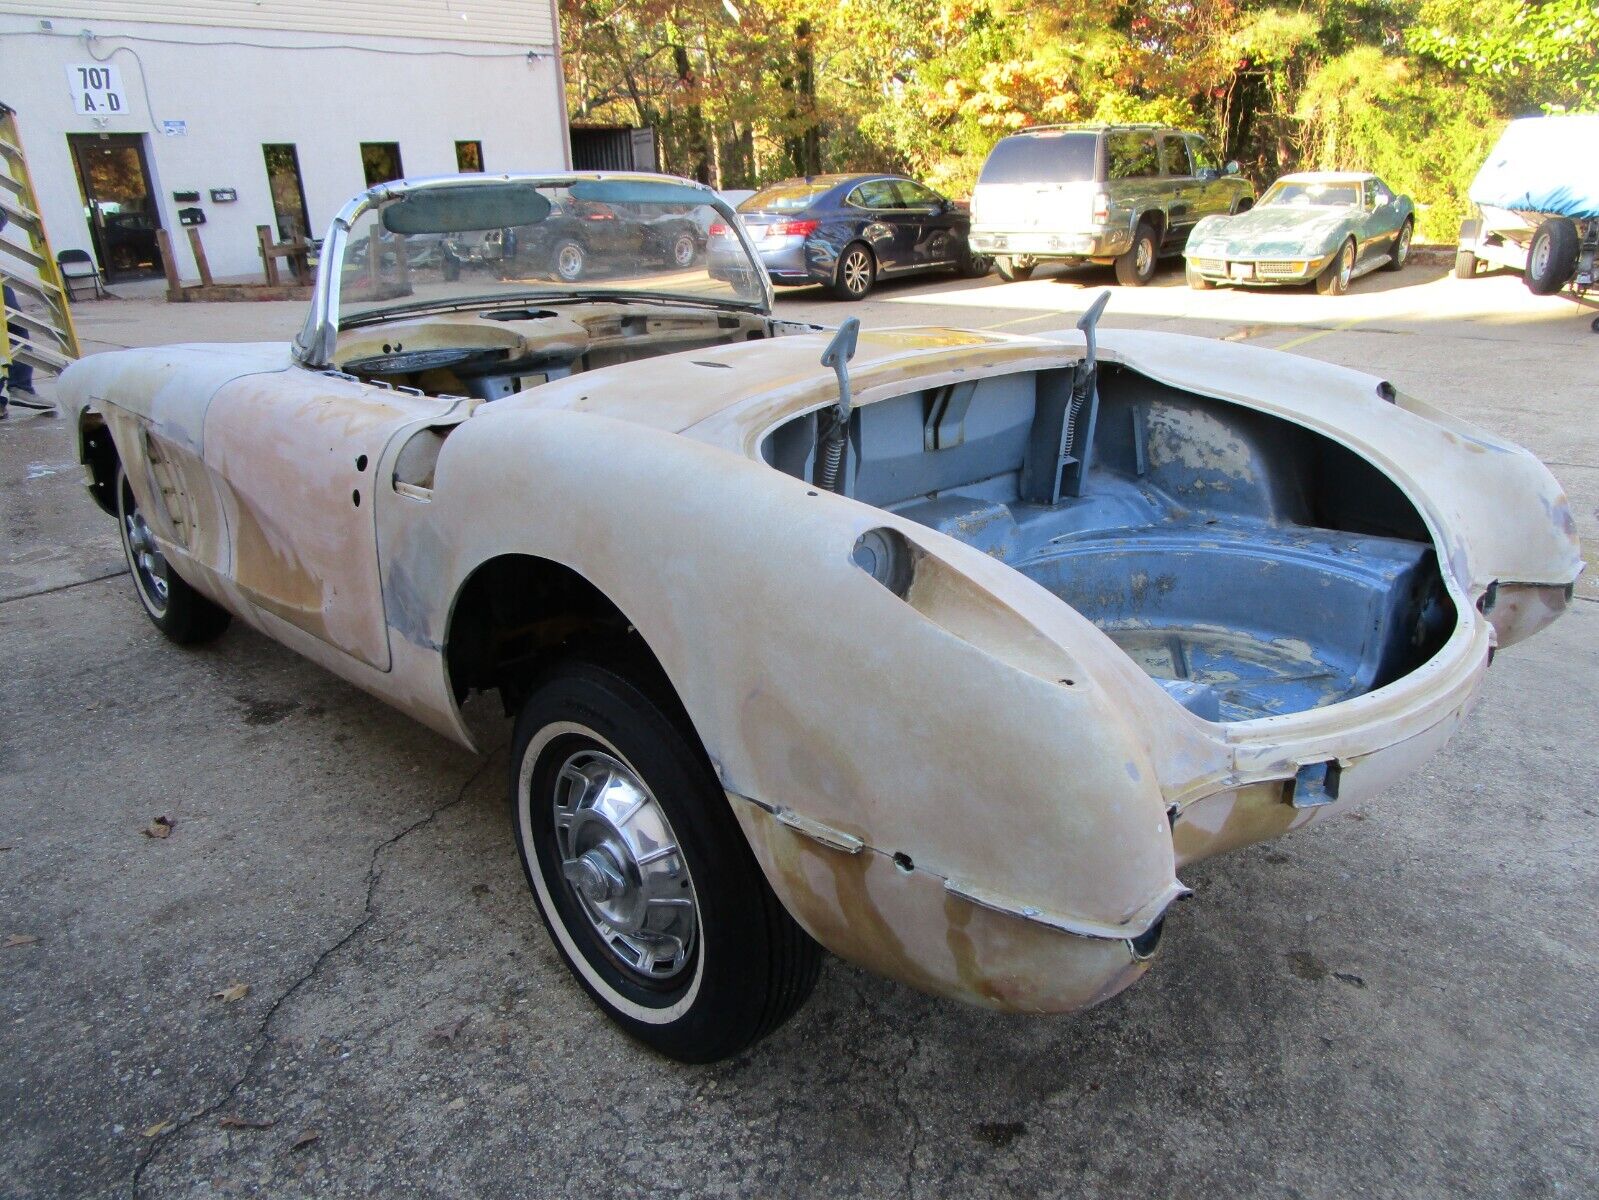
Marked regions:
[66,63,127,116]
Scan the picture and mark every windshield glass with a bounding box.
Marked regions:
[740,182,834,213]
[1261,181,1361,208]
[978,132,1099,185]
[336,179,764,326]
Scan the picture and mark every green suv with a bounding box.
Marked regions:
[968,124,1255,285]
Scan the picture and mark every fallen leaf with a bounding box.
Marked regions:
[142,816,174,840]
[291,1129,320,1151]
[143,1120,174,1138]
[428,1016,468,1043]
[218,1115,275,1130]
[211,982,250,1003]
[4,933,39,948]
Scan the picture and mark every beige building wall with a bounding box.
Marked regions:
[0,2,567,281]
[0,1,555,45]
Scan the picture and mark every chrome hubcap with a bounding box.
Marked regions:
[1397,225,1410,264]
[1136,238,1152,273]
[123,506,170,612]
[673,235,695,266]
[557,245,583,278]
[1340,243,1353,286]
[843,250,870,293]
[552,749,698,980]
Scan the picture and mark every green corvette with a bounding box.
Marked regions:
[1184,171,1415,295]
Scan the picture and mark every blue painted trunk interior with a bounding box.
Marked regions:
[764,362,1453,723]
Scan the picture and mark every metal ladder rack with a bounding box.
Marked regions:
[1,102,82,403]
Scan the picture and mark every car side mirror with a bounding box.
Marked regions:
[1225,161,1241,176]
[1197,167,1220,182]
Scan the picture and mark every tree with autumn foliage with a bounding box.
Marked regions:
[559,0,1596,241]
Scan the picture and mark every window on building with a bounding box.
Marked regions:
[262,144,311,241]
[361,142,404,187]
[455,141,484,172]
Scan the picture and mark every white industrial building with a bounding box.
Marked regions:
[0,1,569,282]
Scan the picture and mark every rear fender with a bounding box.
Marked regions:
[407,408,1186,951]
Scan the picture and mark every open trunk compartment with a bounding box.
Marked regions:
[764,361,1455,723]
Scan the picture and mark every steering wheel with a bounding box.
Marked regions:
[342,346,508,376]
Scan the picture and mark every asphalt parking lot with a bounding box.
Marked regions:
[3,258,1595,1198]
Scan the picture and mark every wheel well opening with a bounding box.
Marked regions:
[444,554,683,721]
[80,413,120,516]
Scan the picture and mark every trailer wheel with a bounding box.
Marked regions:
[1525,218,1578,295]
[1453,249,1478,280]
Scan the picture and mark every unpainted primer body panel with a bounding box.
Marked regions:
[55,314,1581,1013]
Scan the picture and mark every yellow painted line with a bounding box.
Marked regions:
[981,311,1065,331]
[1274,314,1367,351]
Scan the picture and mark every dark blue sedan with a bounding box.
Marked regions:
[708,174,991,300]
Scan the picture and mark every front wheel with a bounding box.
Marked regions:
[510,661,820,1062]
[1113,223,1159,287]
[995,255,1034,282]
[1525,218,1578,295]
[1185,262,1214,290]
[1385,219,1412,271]
[1454,248,1478,280]
[116,467,230,644]
[1315,238,1356,296]
[830,242,875,300]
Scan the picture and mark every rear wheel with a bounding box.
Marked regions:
[116,467,230,644]
[552,238,587,283]
[1315,238,1356,296]
[1186,262,1214,290]
[830,242,875,300]
[995,255,1034,282]
[1385,219,1412,271]
[1454,248,1478,280]
[1525,218,1578,295]
[510,661,820,1062]
[667,230,698,269]
[956,244,992,278]
[1114,222,1159,287]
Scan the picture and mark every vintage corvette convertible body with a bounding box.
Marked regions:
[57,173,1580,1061]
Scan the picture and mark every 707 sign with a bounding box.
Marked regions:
[67,63,128,116]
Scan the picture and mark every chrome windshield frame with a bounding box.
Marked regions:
[292,171,774,369]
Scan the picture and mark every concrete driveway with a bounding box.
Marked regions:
[2,258,1595,1198]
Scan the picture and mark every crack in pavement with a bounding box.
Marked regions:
[127,744,506,1198]
[0,568,129,606]
[893,1031,924,1200]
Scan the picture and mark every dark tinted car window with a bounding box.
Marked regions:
[1107,133,1160,179]
[849,180,902,209]
[894,180,942,208]
[1186,136,1219,173]
[1161,137,1194,177]
[741,182,833,213]
[978,132,1099,184]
